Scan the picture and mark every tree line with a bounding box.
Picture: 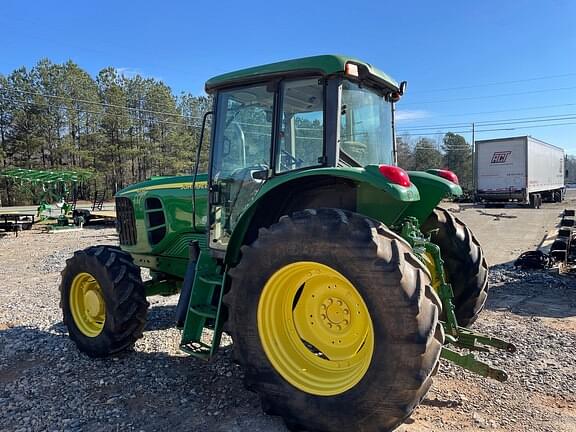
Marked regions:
[1,58,476,206]
[0,59,211,205]
[397,132,474,191]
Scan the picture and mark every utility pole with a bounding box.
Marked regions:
[472,122,476,200]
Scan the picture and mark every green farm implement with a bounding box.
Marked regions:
[0,168,93,228]
[59,55,514,432]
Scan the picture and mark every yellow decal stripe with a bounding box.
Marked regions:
[118,181,207,195]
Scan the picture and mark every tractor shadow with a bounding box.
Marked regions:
[420,398,461,408]
[0,324,285,432]
[144,304,179,331]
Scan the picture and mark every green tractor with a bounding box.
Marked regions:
[60,55,513,432]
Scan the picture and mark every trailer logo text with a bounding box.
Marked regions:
[491,151,512,163]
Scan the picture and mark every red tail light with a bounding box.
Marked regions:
[378,165,411,187]
[427,169,459,185]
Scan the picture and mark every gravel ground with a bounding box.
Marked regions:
[1,227,575,431]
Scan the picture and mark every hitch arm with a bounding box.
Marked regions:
[453,326,517,353]
[396,217,516,382]
[441,347,508,382]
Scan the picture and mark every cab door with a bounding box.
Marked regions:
[209,84,275,251]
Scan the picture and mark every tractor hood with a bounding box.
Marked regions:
[116,175,207,196]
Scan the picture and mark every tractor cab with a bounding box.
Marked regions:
[204,55,403,250]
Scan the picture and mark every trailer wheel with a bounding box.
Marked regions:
[227,209,443,432]
[553,191,562,203]
[530,194,542,209]
[422,208,489,327]
[60,245,148,357]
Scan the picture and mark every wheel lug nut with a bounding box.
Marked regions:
[337,300,343,306]
[336,325,341,331]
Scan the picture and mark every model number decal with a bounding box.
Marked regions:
[491,151,512,163]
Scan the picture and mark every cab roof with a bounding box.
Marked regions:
[205,54,399,92]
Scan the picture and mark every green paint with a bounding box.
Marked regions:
[117,174,208,278]
[205,54,399,92]
[441,347,508,382]
[108,55,509,376]
[0,167,93,184]
[180,251,226,360]
[1,168,94,217]
[396,215,515,382]
[403,171,462,225]
[144,278,181,297]
[224,165,420,265]
[396,216,460,337]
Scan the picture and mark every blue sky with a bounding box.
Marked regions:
[1,0,575,152]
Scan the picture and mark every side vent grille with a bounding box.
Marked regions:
[145,197,167,245]
[116,197,137,246]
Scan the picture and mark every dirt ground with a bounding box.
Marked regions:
[443,191,574,266]
[1,195,575,431]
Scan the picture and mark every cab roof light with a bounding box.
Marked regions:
[345,63,359,77]
[427,169,460,185]
[378,165,411,187]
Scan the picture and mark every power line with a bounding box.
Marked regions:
[0,95,202,129]
[398,103,576,121]
[476,121,576,133]
[401,120,576,137]
[415,72,576,94]
[401,85,576,106]
[3,90,574,142]
[398,113,576,132]
[0,87,204,121]
[477,115,576,127]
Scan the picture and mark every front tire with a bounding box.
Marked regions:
[60,246,148,357]
[422,208,489,327]
[227,209,443,432]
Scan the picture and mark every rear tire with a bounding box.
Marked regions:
[227,209,443,432]
[60,246,148,357]
[422,208,489,327]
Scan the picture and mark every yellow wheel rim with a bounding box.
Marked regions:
[69,272,106,337]
[257,261,374,396]
[421,252,448,292]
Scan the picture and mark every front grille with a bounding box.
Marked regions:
[116,197,137,246]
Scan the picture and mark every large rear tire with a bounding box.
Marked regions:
[60,246,148,357]
[422,207,489,327]
[227,209,443,432]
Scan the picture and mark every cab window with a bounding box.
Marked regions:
[276,78,324,173]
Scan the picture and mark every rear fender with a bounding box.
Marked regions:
[403,171,462,225]
[224,166,420,266]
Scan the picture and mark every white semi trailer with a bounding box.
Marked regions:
[475,136,565,208]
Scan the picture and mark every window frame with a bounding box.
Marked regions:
[337,78,395,167]
[209,82,277,181]
[272,76,327,176]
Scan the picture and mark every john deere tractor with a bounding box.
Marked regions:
[60,55,514,432]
